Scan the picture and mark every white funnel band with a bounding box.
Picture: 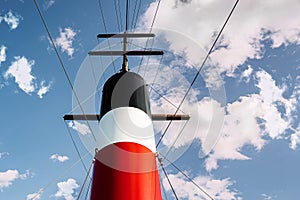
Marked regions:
[98,107,156,153]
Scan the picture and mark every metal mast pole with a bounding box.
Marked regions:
[122,0,129,72]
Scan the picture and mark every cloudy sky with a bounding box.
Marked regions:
[1,0,300,199]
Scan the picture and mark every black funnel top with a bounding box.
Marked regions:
[100,71,151,118]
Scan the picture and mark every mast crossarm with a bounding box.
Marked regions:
[88,50,164,56]
[97,33,155,38]
[152,114,190,121]
[63,114,189,121]
[63,114,100,121]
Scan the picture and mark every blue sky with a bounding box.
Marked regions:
[1,0,300,199]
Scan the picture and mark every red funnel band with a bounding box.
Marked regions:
[90,142,162,200]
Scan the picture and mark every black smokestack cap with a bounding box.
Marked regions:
[100,71,151,119]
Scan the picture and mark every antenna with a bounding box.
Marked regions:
[89,0,163,72]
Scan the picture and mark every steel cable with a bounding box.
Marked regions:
[156,0,240,148]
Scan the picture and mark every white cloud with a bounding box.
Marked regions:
[147,63,294,171]
[0,11,22,30]
[205,69,296,171]
[27,192,41,200]
[0,170,29,191]
[55,27,77,57]
[143,63,223,156]
[144,63,265,169]
[290,133,299,150]
[0,152,9,159]
[152,96,225,158]
[162,172,241,200]
[140,0,300,88]
[55,178,79,200]
[205,94,266,171]
[19,170,30,180]
[68,121,91,135]
[50,154,69,162]
[256,70,285,106]
[289,75,300,149]
[290,125,300,150]
[255,70,291,139]
[27,188,43,200]
[44,0,55,10]
[3,56,52,98]
[37,81,51,99]
[261,193,276,200]
[240,65,253,83]
[137,0,300,175]
[4,56,36,94]
[0,45,7,65]
[201,67,225,89]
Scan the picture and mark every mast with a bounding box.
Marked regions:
[122,0,129,72]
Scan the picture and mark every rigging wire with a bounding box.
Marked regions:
[160,174,169,200]
[129,0,142,51]
[148,55,163,96]
[164,118,190,158]
[86,39,123,105]
[97,0,108,33]
[69,37,122,114]
[149,0,161,33]
[88,56,101,99]
[76,160,94,200]
[113,0,122,32]
[132,0,142,30]
[117,0,123,31]
[137,0,161,74]
[33,0,97,142]
[153,152,158,200]
[131,0,141,30]
[64,121,90,174]
[161,154,215,200]
[127,40,148,49]
[97,0,117,72]
[140,5,161,78]
[88,39,124,100]
[68,87,101,114]
[146,56,191,153]
[28,151,92,200]
[156,0,240,148]
[131,0,138,29]
[142,39,155,78]
[84,178,92,200]
[148,84,187,115]
[159,161,179,200]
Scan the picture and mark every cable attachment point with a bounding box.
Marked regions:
[155,152,163,166]
[94,148,99,158]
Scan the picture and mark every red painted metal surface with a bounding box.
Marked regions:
[90,142,162,200]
